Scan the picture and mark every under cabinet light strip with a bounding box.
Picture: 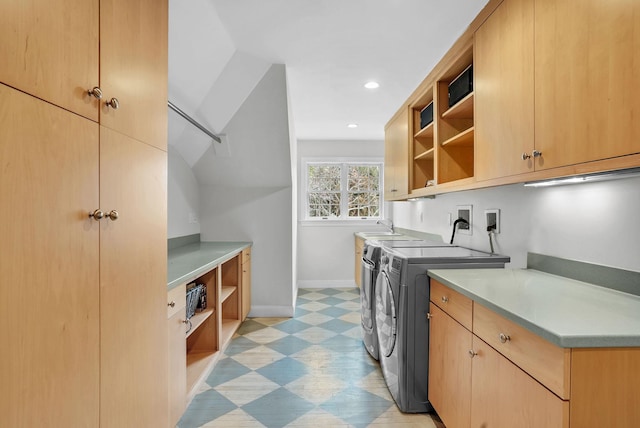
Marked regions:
[524,167,640,188]
[168,100,222,143]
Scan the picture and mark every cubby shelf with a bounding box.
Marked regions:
[441,127,474,148]
[442,92,474,120]
[415,148,435,161]
[414,121,434,139]
[186,308,215,339]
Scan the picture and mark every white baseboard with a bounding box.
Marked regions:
[297,280,357,289]
[248,305,295,318]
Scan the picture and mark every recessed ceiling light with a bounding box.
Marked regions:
[364,81,379,89]
[347,123,358,128]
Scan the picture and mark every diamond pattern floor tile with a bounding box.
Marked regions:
[178,287,442,428]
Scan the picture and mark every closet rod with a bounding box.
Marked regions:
[168,100,221,143]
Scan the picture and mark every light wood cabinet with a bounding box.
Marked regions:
[534,0,640,171]
[471,336,569,428]
[0,1,169,426]
[167,285,187,428]
[242,248,252,320]
[429,279,640,428]
[0,0,167,150]
[0,0,100,121]
[99,126,168,428]
[354,236,365,288]
[428,304,472,428]
[384,107,409,200]
[474,0,535,181]
[0,83,100,428]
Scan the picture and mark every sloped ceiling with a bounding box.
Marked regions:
[168,0,490,166]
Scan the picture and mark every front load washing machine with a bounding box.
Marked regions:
[360,238,449,360]
[375,246,509,413]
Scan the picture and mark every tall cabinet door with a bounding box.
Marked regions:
[384,107,409,199]
[474,0,534,181]
[0,0,99,121]
[535,0,640,170]
[99,0,168,150]
[0,84,100,427]
[99,126,168,428]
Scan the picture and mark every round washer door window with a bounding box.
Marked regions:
[375,270,396,358]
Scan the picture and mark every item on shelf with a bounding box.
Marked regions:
[425,180,435,187]
[448,64,473,107]
[420,102,434,129]
[197,283,207,310]
[185,284,203,320]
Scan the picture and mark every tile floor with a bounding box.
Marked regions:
[178,288,444,428]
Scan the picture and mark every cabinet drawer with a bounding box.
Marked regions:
[430,280,473,331]
[167,284,186,319]
[473,303,571,399]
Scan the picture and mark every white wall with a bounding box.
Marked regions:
[296,139,387,287]
[197,64,295,317]
[168,146,200,239]
[389,176,640,273]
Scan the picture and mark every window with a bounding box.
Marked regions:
[303,160,383,221]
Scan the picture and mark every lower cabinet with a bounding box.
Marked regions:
[471,336,569,428]
[168,285,187,428]
[428,279,640,428]
[168,247,252,425]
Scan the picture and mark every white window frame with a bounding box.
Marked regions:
[300,157,384,225]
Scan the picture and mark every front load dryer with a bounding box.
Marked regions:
[375,246,509,413]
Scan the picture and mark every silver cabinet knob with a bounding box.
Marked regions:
[105,97,120,110]
[499,333,511,343]
[87,87,103,100]
[89,209,105,221]
[532,150,542,158]
[468,350,478,358]
[168,301,176,308]
[441,296,449,303]
[426,313,432,320]
[521,153,531,160]
[107,210,119,221]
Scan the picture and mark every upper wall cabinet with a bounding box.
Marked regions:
[474,0,534,181]
[100,0,168,150]
[384,107,409,200]
[0,0,100,121]
[534,0,640,170]
[0,0,167,150]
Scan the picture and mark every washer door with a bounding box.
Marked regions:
[375,270,396,358]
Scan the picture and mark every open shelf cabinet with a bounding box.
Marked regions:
[410,87,436,191]
[182,252,244,401]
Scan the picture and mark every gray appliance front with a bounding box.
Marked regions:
[375,248,509,413]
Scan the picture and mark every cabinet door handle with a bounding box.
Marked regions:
[87,86,103,100]
[441,296,449,303]
[89,209,105,221]
[468,350,478,358]
[106,210,119,221]
[521,152,531,160]
[426,313,432,320]
[532,150,542,158]
[499,333,511,343]
[168,301,175,308]
[105,97,120,110]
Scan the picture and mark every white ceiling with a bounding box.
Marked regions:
[168,0,489,148]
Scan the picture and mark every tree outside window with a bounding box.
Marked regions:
[305,161,382,220]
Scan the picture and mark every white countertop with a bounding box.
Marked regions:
[428,268,640,348]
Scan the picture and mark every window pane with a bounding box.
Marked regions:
[308,192,341,217]
[348,165,380,191]
[308,165,341,191]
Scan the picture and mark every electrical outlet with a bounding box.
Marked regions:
[456,205,472,235]
[485,209,500,234]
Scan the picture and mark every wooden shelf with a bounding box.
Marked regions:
[186,350,220,398]
[186,308,215,338]
[414,121,434,139]
[442,92,474,120]
[415,148,435,161]
[220,285,237,303]
[442,127,474,147]
[220,319,242,349]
